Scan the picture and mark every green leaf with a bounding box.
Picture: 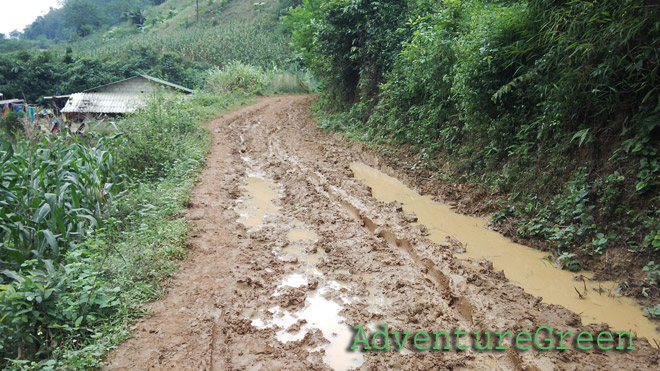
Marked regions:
[44,260,55,277]
[571,129,590,147]
[35,203,51,223]
[40,230,59,257]
[1,270,25,283]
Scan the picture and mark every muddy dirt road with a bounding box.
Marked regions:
[106,96,658,370]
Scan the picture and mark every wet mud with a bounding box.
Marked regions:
[106,95,660,370]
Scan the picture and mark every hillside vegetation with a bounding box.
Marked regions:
[286,0,660,313]
[0,0,300,102]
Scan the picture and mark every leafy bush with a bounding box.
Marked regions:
[285,0,410,107]
[112,93,205,180]
[0,254,120,363]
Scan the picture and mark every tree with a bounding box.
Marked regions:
[286,0,409,106]
[62,0,108,37]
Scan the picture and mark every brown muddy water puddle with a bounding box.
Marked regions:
[236,176,280,227]
[288,228,319,241]
[351,162,660,347]
[283,228,327,265]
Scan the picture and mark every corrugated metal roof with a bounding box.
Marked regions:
[83,75,193,94]
[61,93,145,113]
[0,99,25,105]
[140,75,194,93]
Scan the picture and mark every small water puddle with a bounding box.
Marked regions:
[282,227,326,265]
[297,291,364,370]
[351,162,660,346]
[236,176,280,227]
[288,228,319,241]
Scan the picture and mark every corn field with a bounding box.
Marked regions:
[72,21,292,68]
[0,134,119,270]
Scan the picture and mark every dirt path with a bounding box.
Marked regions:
[106,95,658,370]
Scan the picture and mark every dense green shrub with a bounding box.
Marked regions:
[0,112,23,139]
[285,0,410,107]
[112,93,206,180]
[0,254,120,364]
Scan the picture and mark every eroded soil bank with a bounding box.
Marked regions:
[106,95,659,370]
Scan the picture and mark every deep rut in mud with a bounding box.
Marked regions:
[106,96,659,370]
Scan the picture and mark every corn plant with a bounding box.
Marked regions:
[0,133,120,274]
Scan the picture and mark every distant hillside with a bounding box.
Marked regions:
[67,0,297,68]
[0,0,301,103]
[6,1,299,60]
[22,0,163,41]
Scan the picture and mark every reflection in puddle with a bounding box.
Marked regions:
[252,285,364,371]
[281,273,308,288]
[296,292,364,370]
[251,307,298,334]
[351,162,660,347]
[236,176,280,227]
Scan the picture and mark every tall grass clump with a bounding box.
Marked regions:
[205,62,271,95]
[205,62,317,96]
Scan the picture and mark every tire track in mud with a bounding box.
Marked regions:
[106,96,659,370]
